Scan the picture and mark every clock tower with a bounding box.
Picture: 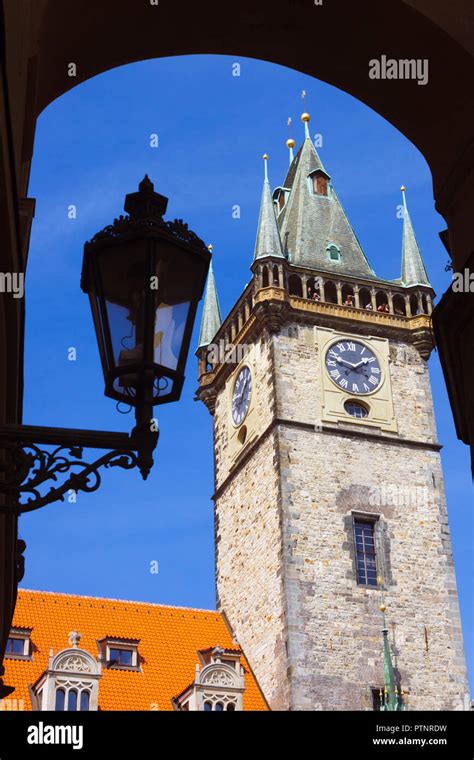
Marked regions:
[196,114,469,711]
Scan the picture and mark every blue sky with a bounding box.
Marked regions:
[19,55,473,690]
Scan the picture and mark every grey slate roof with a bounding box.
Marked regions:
[253,169,285,262]
[278,137,376,279]
[401,196,431,286]
[197,260,222,349]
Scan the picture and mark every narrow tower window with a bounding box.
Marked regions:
[353,519,377,586]
[327,244,341,262]
[311,170,328,196]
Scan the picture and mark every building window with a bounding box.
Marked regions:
[80,691,90,711]
[204,701,212,711]
[55,688,66,711]
[311,171,328,196]
[55,686,91,712]
[371,686,404,711]
[109,647,133,667]
[5,629,31,659]
[372,688,384,711]
[327,244,341,262]
[344,401,368,419]
[354,519,377,586]
[6,638,26,656]
[99,638,140,670]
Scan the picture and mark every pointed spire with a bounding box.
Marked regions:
[378,577,404,711]
[253,154,285,262]
[278,132,375,277]
[400,186,431,287]
[197,250,222,349]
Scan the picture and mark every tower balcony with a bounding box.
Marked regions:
[196,260,435,395]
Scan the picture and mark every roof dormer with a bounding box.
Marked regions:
[173,645,246,711]
[309,168,330,197]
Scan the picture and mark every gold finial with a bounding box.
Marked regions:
[207,244,213,252]
[287,138,296,149]
[263,153,268,160]
[287,117,292,127]
[379,604,386,612]
[377,575,384,586]
[400,185,406,192]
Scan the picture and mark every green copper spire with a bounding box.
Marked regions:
[253,154,285,262]
[278,114,376,278]
[378,577,405,711]
[197,254,222,349]
[400,186,431,287]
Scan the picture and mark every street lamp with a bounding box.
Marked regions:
[0,177,210,513]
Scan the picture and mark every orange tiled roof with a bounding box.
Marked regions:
[3,589,268,711]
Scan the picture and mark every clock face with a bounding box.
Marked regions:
[325,339,382,395]
[232,366,252,426]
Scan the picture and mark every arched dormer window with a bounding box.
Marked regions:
[31,632,102,711]
[327,244,341,263]
[310,169,330,196]
[173,645,245,711]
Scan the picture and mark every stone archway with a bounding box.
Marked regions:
[1,0,473,693]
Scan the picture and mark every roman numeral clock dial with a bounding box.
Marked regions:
[231,366,252,426]
[325,340,382,394]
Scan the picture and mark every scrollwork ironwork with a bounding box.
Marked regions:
[0,439,139,514]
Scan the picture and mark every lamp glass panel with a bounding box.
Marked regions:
[154,300,190,371]
[98,243,147,398]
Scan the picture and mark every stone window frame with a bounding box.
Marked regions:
[344,510,393,590]
[353,516,378,587]
[54,678,94,712]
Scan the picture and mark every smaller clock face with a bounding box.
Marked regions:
[232,366,252,426]
[325,340,382,395]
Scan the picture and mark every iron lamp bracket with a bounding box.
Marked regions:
[0,423,158,514]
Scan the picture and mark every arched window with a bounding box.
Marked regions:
[375,291,389,312]
[67,689,78,711]
[272,265,279,286]
[55,688,65,711]
[324,281,338,304]
[327,244,341,263]
[410,293,419,316]
[421,293,428,314]
[227,702,236,711]
[341,283,355,307]
[204,701,212,711]
[288,274,303,297]
[262,266,269,288]
[80,691,90,711]
[344,401,368,419]
[393,293,406,316]
[307,276,321,302]
[215,702,224,711]
[359,287,372,310]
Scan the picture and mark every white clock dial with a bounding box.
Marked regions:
[232,366,252,426]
